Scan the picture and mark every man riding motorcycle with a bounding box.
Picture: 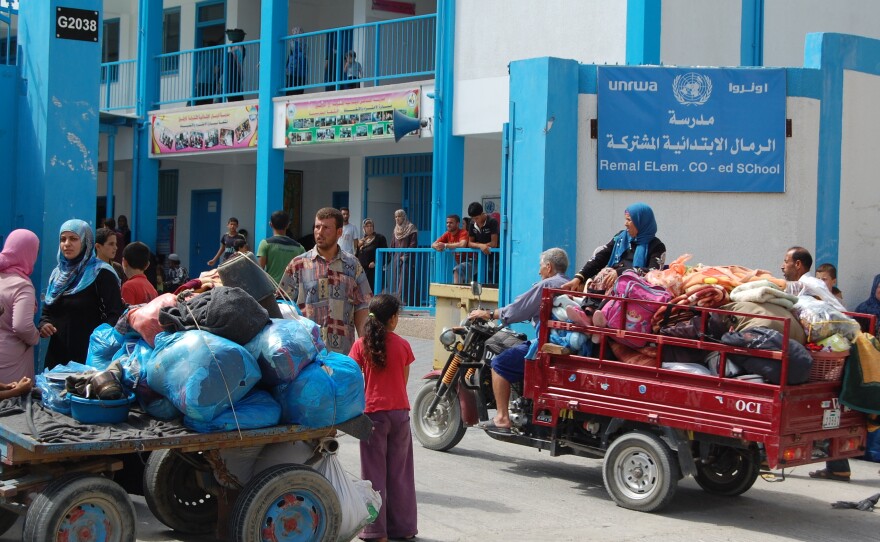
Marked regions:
[468,247,569,432]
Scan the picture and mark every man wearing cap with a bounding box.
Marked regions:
[162,254,189,294]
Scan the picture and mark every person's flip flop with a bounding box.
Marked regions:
[808,468,851,482]
[478,420,511,433]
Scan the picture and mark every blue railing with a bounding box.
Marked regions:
[280,14,436,93]
[156,40,260,106]
[373,248,500,311]
[100,59,137,112]
[0,6,16,66]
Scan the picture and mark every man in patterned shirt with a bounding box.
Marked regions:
[280,207,373,354]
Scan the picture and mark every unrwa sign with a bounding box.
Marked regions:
[597,66,786,193]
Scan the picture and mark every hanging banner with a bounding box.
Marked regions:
[284,89,419,145]
[150,104,258,155]
[597,67,786,192]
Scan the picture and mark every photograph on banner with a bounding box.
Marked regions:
[151,105,259,155]
[597,67,786,192]
[285,89,419,146]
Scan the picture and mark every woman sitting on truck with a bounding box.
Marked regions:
[561,202,666,292]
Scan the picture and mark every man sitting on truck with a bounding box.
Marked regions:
[468,248,569,432]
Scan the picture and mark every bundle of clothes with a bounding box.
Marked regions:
[36,285,366,433]
[549,254,863,385]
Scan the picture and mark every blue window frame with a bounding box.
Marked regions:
[101,18,120,83]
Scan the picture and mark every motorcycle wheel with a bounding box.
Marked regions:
[411,381,467,452]
[694,446,760,497]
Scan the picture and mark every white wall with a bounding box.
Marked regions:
[296,157,352,233]
[660,0,741,67]
[575,94,820,277]
[764,0,880,67]
[839,69,880,309]
[462,136,502,215]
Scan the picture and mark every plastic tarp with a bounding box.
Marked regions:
[112,339,179,420]
[85,324,125,370]
[244,317,325,386]
[184,390,281,433]
[36,362,96,415]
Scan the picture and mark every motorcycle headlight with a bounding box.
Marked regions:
[439,328,457,347]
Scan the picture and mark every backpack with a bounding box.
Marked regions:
[601,270,672,348]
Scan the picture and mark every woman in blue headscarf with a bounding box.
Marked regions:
[855,274,880,335]
[39,219,124,369]
[561,203,666,292]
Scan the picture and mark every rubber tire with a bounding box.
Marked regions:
[694,446,760,497]
[23,473,136,542]
[229,464,341,542]
[411,380,467,452]
[603,430,680,513]
[0,509,19,537]
[143,449,218,534]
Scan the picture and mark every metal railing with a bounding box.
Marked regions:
[374,248,501,311]
[100,59,137,112]
[0,6,16,66]
[156,40,261,106]
[280,14,436,93]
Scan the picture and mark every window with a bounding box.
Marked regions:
[101,19,120,83]
[198,3,225,23]
[158,170,179,216]
[162,8,181,74]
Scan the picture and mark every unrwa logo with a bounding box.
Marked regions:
[607,80,658,92]
[672,72,713,106]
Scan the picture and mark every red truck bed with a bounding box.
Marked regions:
[528,288,867,469]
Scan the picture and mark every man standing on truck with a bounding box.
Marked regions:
[468,248,569,432]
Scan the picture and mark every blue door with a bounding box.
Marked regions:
[190,189,221,277]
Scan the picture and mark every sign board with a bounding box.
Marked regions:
[597,67,786,192]
[150,105,258,156]
[55,7,99,43]
[284,89,419,145]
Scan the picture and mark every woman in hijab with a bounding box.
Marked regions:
[561,202,666,292]
[390,209,419,305]
[356,218,387,292]
[855,274,880,335]
[39,219,124,369]
[0,229,41,383]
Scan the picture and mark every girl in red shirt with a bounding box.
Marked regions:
[348,294,417,542]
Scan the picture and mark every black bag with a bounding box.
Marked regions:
[484,329,527,357]
[720,327,812,385]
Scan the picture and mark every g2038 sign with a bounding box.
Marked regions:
[55,6,99,43]
[597,67,786,193]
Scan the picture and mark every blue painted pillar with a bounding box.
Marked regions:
[740,0,765,66]
[626,0,661,65]
[132,0,162,249]
[17,0,102,295]
[255,0,288,245]
[431,0,464,280]
[506,57,579,324]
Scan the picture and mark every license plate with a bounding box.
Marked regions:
[822,408,841,429]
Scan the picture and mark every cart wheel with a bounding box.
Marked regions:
[0,509,19,536]
[229,464,341,542]
[603,430,679,512]
[22,473,135,542]
[695,446,760,496]
[411,380,467,451]
[143,449,218,534]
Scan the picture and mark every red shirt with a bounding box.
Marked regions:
[349,331,414,413]
[120,274,158,306]
[437,229,468,261]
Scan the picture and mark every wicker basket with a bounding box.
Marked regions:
[808,350,848,382]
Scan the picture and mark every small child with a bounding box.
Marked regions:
[121,242,159,305]
[233,237,259,265]
[816,263,843,302]
[348,294,417,542]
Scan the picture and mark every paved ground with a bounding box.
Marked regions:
[3,336,880,541]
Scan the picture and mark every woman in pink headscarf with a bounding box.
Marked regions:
[0,229,41,386]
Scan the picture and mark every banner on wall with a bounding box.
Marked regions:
[597,67,786,192]
[150,105,258,156]
[284,89,419,146]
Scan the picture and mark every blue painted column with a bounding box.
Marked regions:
[255,0,288,245]
[132,0,162,249]
[431,0,464,280]
[740,0,765,66]
[17,0,102,295]
[626,0,661,65]
[506,57,579,332]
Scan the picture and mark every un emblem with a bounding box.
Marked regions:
[672,72,712,106]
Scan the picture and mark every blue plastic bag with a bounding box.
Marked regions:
[85,324,125,370]
[147,331,261,422]
[244,318,324,386]
[36,362,95,415]
[273,349,365,428]
[865,415,880,462]
[184,390,282,433]
[110,339,180,420]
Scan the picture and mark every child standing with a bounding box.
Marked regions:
[121,242,159,305]
[207,217,245,267]
[348,294,417,542]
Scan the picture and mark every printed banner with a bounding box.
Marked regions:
[284,89,419,145]
[597,67,786,192]
[151,105,258,155]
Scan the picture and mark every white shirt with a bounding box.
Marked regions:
[338,223,360,255]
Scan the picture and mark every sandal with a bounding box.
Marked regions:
[808,468,850,482]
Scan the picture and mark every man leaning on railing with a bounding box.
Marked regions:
[432,214,470,284]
